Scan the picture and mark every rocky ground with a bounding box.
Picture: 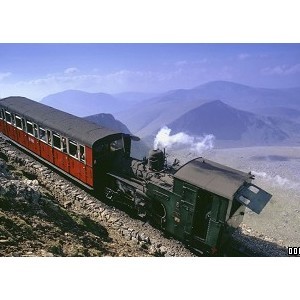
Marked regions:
[0,158,150,257]
[0,137,193,257]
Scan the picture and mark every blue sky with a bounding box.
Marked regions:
[0,43,300,101]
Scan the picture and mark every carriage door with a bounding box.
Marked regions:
[180,184,197,241]
[192,190,213,240]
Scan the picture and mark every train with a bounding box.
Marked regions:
[0,96,272,255]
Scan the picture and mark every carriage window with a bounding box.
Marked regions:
[26,121,34,135]
[61,137,67,153]
[79,145,85,162]
[5,111,12,123]
[22,118,26,131]
[46,130,52,145]
[53,132,61,149]
[0,110,2,119]
[33,123,38,138]
[12,114,16,126]
[110,138,123,151]
[39,127,47,142]
[15,115,22,129]
[68,140,78,158]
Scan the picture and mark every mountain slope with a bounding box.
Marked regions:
[112,92,158,103]
[253,106,300,121]
[41,90,126,117]
[168,100,291,147]
[84,113,131,134]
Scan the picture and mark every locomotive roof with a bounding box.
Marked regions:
[0,96,123,147]
[174,157,251,200]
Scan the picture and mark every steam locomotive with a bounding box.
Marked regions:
[0,96,272,255]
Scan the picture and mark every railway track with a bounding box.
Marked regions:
[0,135,280,257]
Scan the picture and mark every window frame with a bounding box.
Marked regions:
[110,138,124,152]
[22,118,27,132]
[15,115,23,130]
[39,126,47,143]
[26,120,34,135]
[61,136,68,153]
[46,129,52,146]
[33,123,39,138]
[79,144,86,163]
[11,113,16,126]
[68,139,79,159]
[52,131,61,150]
[5,110,12,124]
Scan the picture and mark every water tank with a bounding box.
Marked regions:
[148,149,164,171]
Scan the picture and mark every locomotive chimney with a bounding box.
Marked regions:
[148,149,165,172]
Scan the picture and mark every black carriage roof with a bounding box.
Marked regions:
[174,157,251,200]
[0,96,123,147]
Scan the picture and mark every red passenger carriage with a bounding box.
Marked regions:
[0,97,130,191]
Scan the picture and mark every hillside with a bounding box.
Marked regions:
[253,106,300,121]
[84,113,131,134]
[41,90,127,117]
[167,100,292,147]
[0,157,148,257]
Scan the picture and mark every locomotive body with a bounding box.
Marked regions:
[0,96,272,255]
[106,150,271,254]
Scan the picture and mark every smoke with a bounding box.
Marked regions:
[251,170,300,190]
[153,126,215,155]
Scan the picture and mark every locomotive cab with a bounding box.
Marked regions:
[92,134,132,191]
[170,158,272,255]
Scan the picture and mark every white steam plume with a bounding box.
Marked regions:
[153,126,215,155]
[251,170,300,190]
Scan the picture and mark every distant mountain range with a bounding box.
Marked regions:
[40,90,156,117]
[115,80,300,137]
[40,81,300,148]
[41,90,127,117]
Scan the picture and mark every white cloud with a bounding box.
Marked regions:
[261,63,300,76]
[285,63,300,74]
[238,53,250,60]
[64,67,79,75]
[0,72,12,81]
[174,58,208,67]
[175,60,188,66]
[252,170,300,190]
[0,67,184,100]
[195,58,208,64]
